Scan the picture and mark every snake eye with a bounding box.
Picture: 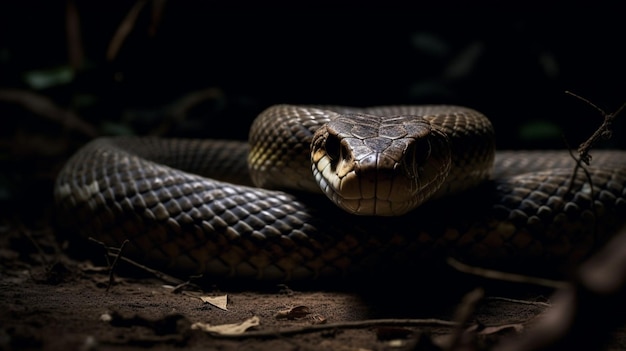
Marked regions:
[406,137,432,171]
[413,138,431,164]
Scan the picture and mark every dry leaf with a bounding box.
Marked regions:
[311,314,327,325]
[191,316,260,335]
[199,295,228,310]
[99,312,112,322]
[275,306,311,319]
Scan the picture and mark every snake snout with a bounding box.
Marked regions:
[311,118,450,216]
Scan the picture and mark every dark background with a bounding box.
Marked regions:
[1,2,625,213]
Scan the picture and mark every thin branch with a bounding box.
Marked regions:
[562,138,594,203]
[106,239,128,292]
[446,288,484,351]
[561,92,624,246]
[447,258,570,290]
[88,237,185,287]
[565,91,625,165]
[65,0,84,70]
[208,318,459,339]
[107,0,149,61]
[170,276,204,294]
[148,0,167,37]
[0,89,97,137]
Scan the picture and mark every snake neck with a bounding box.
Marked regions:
[248,105,336,193]
[426,112,496,200]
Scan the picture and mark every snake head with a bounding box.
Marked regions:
[311,114,451,216]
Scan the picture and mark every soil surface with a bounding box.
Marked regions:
[2,206,626,351]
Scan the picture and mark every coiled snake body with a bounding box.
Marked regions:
[54,105,626,281]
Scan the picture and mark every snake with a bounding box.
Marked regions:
[53,104,626,281]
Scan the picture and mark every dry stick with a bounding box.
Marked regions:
[207,318,459,339]
[148,0,167,37]
[106,239,128,292]
[107,0,148,61]
[65,0,84,71]
[15,220,50,268]
[564,91,624,178]
[170,276,205,294]
[564,91,625,165]
[88,237,185,287]
[447,258,570,290]
[563,93,624,248]
[561,138,599,243]
[0,89,97,137]
[561,135,593,198]
[446,288,485,351]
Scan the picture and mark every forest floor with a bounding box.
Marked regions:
[2,205,626,351]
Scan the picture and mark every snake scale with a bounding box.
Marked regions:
[54,104,626,281]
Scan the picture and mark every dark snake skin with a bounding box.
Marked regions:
[53,105,626,281]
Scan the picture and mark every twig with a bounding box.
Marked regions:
[107,0,149,61]
[447,258,570,290]
[170,276,205,294]
[208,318,459,339]
[148,0,167,37]
[16,220,49,268]
[564,91,625,165]
[0,89,97,137]
[88,237,185,287]
[446,288,484,351]
[562,92,624,245]
[65,0,84,70]
[562,138,594,202]
[106,240,129,292]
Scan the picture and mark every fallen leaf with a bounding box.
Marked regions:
[311,314,327,325]
[191,316,260,335]
[100,312,112,322]
[275,306,311,319]
[199,295,228,310]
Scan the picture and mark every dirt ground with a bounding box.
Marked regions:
[2,204,626,351]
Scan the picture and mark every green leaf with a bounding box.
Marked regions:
[23,66,75,90]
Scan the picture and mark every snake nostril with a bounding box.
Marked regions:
[324,134,342,164]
